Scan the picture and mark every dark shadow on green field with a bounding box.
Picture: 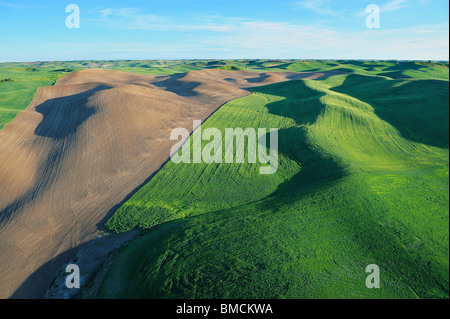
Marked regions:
[225,80,448,299]
[378,62,426,79]
[330,68,356,74]
[249,80,448,297]
[339,60,391,72]
[381,61,424,73]
[332,74,449,149]
[92,79,448,299]
[251,81,347,205]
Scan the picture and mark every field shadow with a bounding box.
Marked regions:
[331,74,449,149]
[286,70,349,81]
[381,61,423,73]
[379,62,425,79]
[245,80,448,298]
[249,61,295,70]
[251,80,347,208]
[246,73,271,83]
[34,85,110,139]
[9,246,80,299]
[339,60,387,72]
[10,227,140,299]
[152,73,202,97]
[0,86,112,224]
[329,67,355,74]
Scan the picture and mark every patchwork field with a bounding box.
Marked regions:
[1,60,447,131]
[0,60,448,299]
[0,63,333,298]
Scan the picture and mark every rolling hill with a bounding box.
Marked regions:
[96,69,449,299]
[0,67,329,298]
[0,60,448,299]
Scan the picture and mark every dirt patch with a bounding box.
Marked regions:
[45,230,139,299]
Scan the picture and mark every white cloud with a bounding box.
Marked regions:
[95,8,235,32]
[52,6,450,60]
[381,0,409,12]
[354,0,411,17]
[295,0,336,15]
[197,21,449,60]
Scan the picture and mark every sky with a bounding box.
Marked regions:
[0,0,448,62]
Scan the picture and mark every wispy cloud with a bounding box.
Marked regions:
[38,19,450,61]
[295,0,336,15]
[197,20,449,60]
[87,6,448,60]
[0,1,34,10]
[381,0,409,12]
[355,0,412,17]
[94,8,235,32]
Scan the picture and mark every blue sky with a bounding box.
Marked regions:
[0,0,448,61]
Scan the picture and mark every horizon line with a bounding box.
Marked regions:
[1,58,449,64]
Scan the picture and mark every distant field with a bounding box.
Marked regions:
[97,65,449,298]
[0,67,63,130]
[1,60,448,130]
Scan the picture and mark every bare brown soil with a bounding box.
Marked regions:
[0,69,339,298]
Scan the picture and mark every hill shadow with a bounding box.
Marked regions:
[251,80,347,208]
[0,85,112,224]
[339,60,388,72]
[35,85,111,139]
[331,74,449,149]
[247,73,271,83]
[381,61,423,73]
[9,227,139,298]
[379,62,425,79]
[152,73,202,97]
[9,245,80,298]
